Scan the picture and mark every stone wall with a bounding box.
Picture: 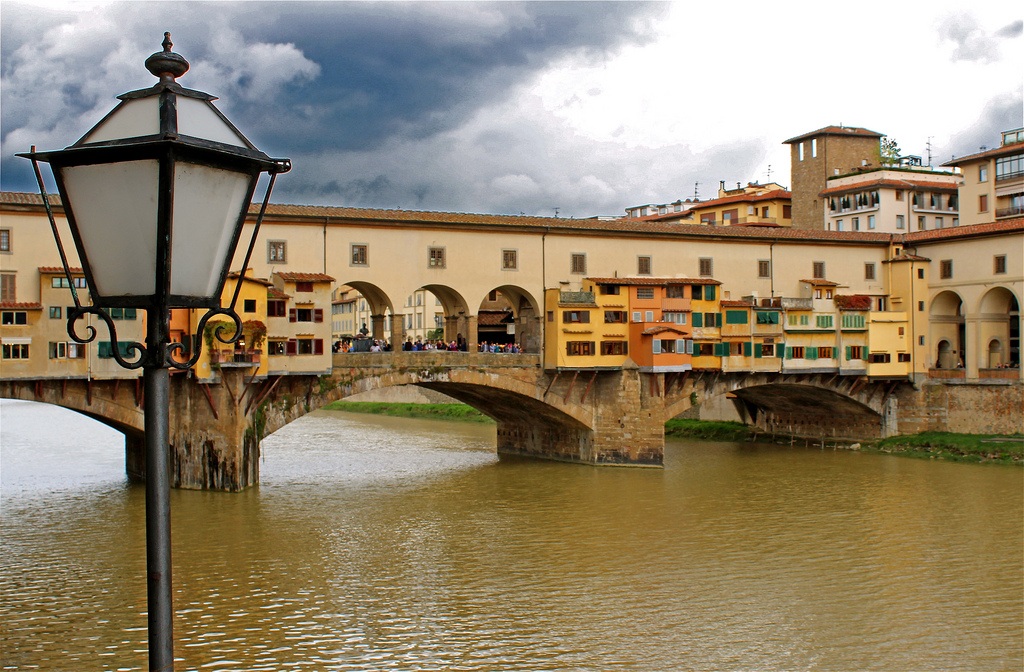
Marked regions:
[895,382,1024,435]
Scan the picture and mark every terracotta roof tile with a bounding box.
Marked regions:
[0,302,42,310]
[800,278,840,286]
[885,253,931,263]
[904,217,1024,243]
[275,272,336,283]
[39,266,84,273]
[783,125,883,144]
[684,189,791,210]
[267,287,290,300]
[477,310,513,326]
[819,177,960,197]
[720,300,755,307]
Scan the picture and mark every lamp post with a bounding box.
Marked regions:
[19,33,289,670]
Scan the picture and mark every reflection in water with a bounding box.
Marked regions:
[1,400,1022,670]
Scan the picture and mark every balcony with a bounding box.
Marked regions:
[996,204,1024,218]
[211,349,262,366]
[559,291,596,306]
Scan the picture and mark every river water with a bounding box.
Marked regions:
[1,399,1021,671]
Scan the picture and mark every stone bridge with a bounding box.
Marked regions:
[0,352,909,490]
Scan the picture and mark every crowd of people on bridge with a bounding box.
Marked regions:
[332,335,524,353]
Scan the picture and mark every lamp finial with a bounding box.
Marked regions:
[145,31,189,83]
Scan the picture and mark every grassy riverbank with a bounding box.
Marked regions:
[324,402,1022,464]
[323,401,493,423]
[867,432,1024,464]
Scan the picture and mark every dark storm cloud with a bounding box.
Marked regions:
[0,1,666,202]
[940,93,1024,163]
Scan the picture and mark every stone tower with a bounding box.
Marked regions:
[784,125,884,229]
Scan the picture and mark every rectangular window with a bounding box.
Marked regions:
[502,249,518,271]
[698,258,713,277]
[351,244,368,266]
[979,165,988,182]
[562,310,590,324]
[0,273,15,302]
[243,299,257,313]
[996,153,1024,180]
[788,346,805,359]
[812,261,825,279]
[632,311,642,322]
[783,204,792,219]
[703,312,720,327]
[757,260,771,278]
[918,215,926,230]
[755,311,779,324]
[295,282,313,293]
[995,255,1007,274]
[663,311,687,324]
[896,215,905,229]
[637,256,652,275]
[852,217,860,231]
[725,310,748,324]
[604,310,627,323]
[268,300,286,317]
[979,194,988,212]
[645,310,655,322]
[842,313,866,329]
[898,353,911,362]
[268,240,287,263]
[868,215,875,230]
[836,219,843,231]
[940,259,953,279]
[428,247,446,268]
[0,228,10,252]
[566,341,595,356]
[598,284,620,295]
[600,341,628,356]
[817,347,834,359]
[816,315,833,329]
[636,287,654,300]
[2,343,30,359]
[865,263,876,280]
[666,285,685,299]
[798,141,805,161]
[936,216,944,229]
[49,306,62,319]
[49,341,67,359]
[811,138,817,158]
[896,190,904,201]
[570,253,587,274]
[1,311,28,325]
[869,352,892,363]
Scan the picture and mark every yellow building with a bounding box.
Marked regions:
[191,272,273,382]
[267,272,335,375]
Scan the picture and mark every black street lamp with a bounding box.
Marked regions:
[19,33,289,670]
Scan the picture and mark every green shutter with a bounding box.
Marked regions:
[98,342,111,358]
[692,313,703,327]
[754,343,763,358]
[743,341,752,357]
[785,346,793,359]
[845,345,852,361]
[726,310,748,324]
[808,347,818,360]
[705,285,716,300]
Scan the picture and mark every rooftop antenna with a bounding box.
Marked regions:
[694,181,700,200]
[926,137,933,166]
[766,164,773,180]
[553,207,560,218]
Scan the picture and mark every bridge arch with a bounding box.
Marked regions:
[976,286,1020,368]
[475,284,542,353]
[930,290,965,369]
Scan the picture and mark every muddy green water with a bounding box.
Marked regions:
[1,400,1021,670]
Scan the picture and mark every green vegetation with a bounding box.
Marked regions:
[869,432,1023,465]
[323,401,493,423]
[664,419,753,442]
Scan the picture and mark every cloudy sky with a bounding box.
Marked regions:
[2,1,1021,218]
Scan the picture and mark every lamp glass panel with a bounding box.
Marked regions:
[80,98,160,144]
[60,160,159,298]
[176,97,249,148]
[169,161,252,299]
